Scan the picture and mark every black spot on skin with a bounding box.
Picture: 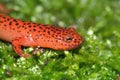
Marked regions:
[27,32,29,34]
[27,22,31,25]
[15,22,19,26]
[47,27,50,29]
[13,46,16,49]
[7,18,10,21]
[64,44,67,46]
[43,29,46,32]
[4,24,7,26]
[38,30,40,33]
[42,33,45,36]
[4,20,6,22]
[37,24,41,26]
[47,31,50,35]
[12,28,15,30]
[56,32,61,34]
[33,25,36,27]
[17,31,21,33]
[34,38,37,41]
[54,44,56,47]
[24,27,27,29]
[23,23,26,25]
[29,25,32,28]
[56,37,61,40]
[51,40,53,42]
[74,40,76,43]
[55,40,58,42]
[40,34,42,36]
[52,34,54,37]
[51,29,53,32]
[3,16,6,19]
[21,21,25,23]
[61,43,63,45]
[13,19,17,22]
[33,28,36,31]
[48,40,50,42]
[29,29,32,32]
[35,35,39,38]
[39,26,42,29]
[53,31,56,33]
[9,21,12,26]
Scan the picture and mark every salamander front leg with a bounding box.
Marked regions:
[12,37,30,58]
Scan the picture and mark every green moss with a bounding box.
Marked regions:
[0,0,120,80]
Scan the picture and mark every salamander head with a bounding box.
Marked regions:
[47,27,83,50]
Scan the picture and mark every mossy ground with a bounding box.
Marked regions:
[0,0,120,80]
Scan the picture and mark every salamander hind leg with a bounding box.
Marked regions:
[12,37,30,58]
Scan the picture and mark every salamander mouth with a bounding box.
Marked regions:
[67,43,82,50]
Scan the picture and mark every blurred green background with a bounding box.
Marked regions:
[0,0,120,80]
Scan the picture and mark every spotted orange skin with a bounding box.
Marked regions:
[0,14,83,58]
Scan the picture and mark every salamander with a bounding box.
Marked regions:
[0,14,83,58]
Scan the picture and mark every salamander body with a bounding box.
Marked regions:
[0,14,83,58]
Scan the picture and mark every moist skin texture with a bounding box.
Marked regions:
[0,14,83,58]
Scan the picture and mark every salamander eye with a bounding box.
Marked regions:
[66,36,72,42]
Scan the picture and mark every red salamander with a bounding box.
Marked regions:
[0,14,83,58]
